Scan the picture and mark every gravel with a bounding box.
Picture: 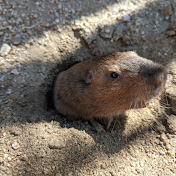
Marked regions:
[0,43,11,56]
[165,115,176,134]
[0,0,176,175]
[11,142,20,150]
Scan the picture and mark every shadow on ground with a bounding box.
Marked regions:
[0,0,176,175]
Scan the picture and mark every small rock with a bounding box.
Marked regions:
[109,171,118,176]
[21,14,25,18]
[166,148,175,157]
[122,14,131,21]
[165,74,176,114]
[9,128,22,136]
[160,132,167,142]
[55,173,62,176]
[0,43,11,56]
[0,139,4,144]
[100,27,114,39]
[68,172,73,176]
[33,14,38,19]
[168,24,176,31]
[167,30,175,37]
[165,143,171,150]
[153,121,166,133]
[48,141,66,149]
[11,34,22,45]
[165,115,176,134]
[165,16,169,20]
[21,154,28,161]
[10,49,16,55]
[55,19,60,23]
[57,28,62,32]
[159,150,165,155]
[90,119,105,133]
[101,163,107,169]
[0,31,3,36]
[104,27,111,33]
[113,24,124,41]
[6,89,12,95]
[11,142,20,150]
[11,69,19,76]
[26,168,32,173]
[164,4,173,16]
[36,27,43,35]
[0,157,3,164]
[24,43,30,49]
[35,1,40,5]
[2,68,7,73]
[7,157,11,162]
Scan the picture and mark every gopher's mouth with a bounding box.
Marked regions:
[130,85,165,110]
[129,99,147,110]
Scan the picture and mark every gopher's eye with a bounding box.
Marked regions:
[110,72,119,78]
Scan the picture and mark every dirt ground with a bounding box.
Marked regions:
[0,0,176,175]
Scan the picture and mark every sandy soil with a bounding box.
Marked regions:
[0,0,176,175]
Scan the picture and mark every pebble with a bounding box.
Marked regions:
[33,14,38,19]
[166,149,175,157]
[90,119,105,133]
[36,1,40,6]
[7,157,12,162]
[0,157,3,164]
[0,139,4,144]
[159,150,165,155]
[11,142,20,150]
[21,154,28,161]
[48,141,66,149]
[165,76,176,114]
[55,19,60,23]
[10,49,16,55]
[11,34,22,45]
[24,43,30,48]
[11,69,19,76]
[167,30,175,37]
[165,115,176,134]
[160,132,167,142]
[9,128,22,136]
[122,14,131,21]
[55,173,62,176]
[100,27,114,39]
[104,27,111,33]
[101,163,107,169]
[168,24,176,31]
[26,168,32,173]
[153,122,166,133]
[165,16,169,20]
[21,13,25,18]
[164,4,173,16]
[165,143,171,150]
[0,43,11,56]
[6,89,12,95]
[68,172,73,176]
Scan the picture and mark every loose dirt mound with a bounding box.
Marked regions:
[0,0,176,175]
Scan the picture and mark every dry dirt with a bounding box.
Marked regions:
[0,0,176,175]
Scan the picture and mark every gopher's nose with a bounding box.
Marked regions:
[143,66,167,86]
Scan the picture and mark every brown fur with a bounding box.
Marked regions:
[54,51,167,129]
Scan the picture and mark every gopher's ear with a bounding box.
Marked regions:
[84,69,94,84]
